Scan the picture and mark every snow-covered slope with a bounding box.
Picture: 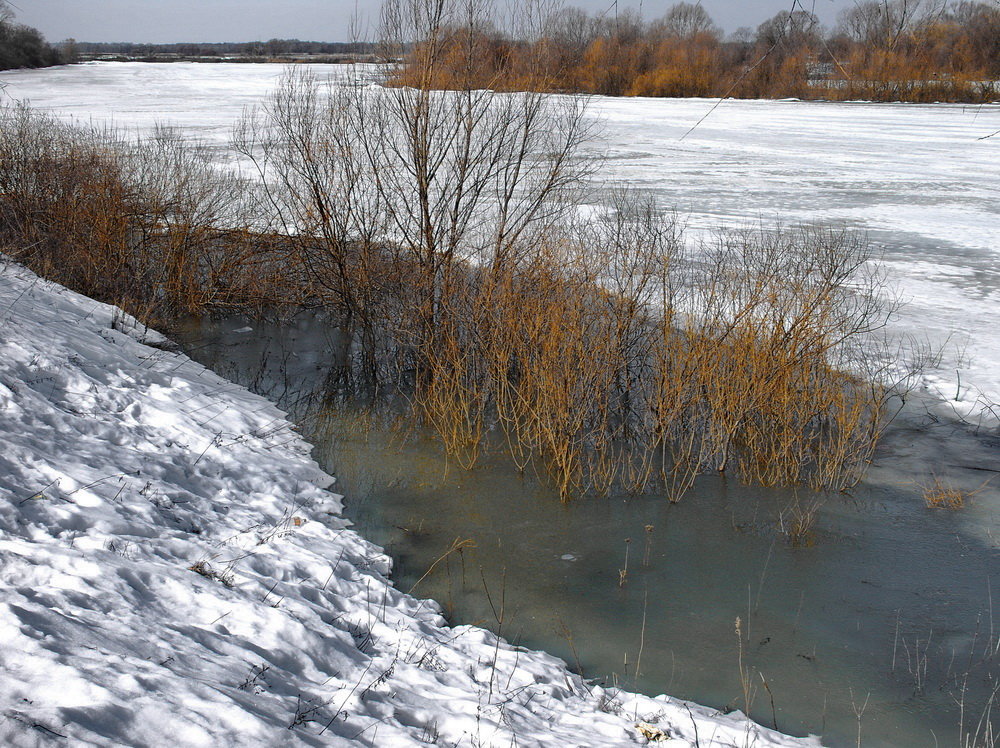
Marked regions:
[0,261,814,746]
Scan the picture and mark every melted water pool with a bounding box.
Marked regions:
[175,313,1000,747]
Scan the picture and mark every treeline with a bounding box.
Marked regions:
[396,0,1000,102]
[75,39,377,60]
[0,3,73,70]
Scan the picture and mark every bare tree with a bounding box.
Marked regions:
[235,0,595,371]
[544,6,597,58]
[652,2,721,39]
[591,7,645,44]
[837,0,943,49]
[755,9,821,49]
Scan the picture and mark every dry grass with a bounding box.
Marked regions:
[923,476,967,509]
[779,497,824,547]
[921,474,991,510]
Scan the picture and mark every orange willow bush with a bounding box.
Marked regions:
[0,103,292,322]
[406,200,903,500]
[0,106,904,502]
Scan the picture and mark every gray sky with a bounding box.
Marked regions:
[14,1,855,44]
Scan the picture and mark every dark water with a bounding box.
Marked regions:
[175,313,1000,748]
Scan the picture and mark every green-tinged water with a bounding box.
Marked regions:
[176,313,1000,748]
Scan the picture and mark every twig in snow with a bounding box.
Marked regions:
[17,478,60,505]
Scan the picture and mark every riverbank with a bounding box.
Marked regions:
[0,261,813,745]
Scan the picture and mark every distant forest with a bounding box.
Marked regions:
[396,0,1000,102]
[6,0,1000,101]
[75,39,377,60]
[0,2,73,70]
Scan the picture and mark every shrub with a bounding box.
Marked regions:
[0,104,289,322]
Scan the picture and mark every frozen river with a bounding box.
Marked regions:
[4,61,999,426]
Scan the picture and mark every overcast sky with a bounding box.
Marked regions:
[14,1,856,44]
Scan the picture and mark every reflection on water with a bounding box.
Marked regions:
[175,313,1000,748]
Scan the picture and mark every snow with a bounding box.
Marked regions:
[0,260,812,745]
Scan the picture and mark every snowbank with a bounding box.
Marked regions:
[0,261,815,746]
